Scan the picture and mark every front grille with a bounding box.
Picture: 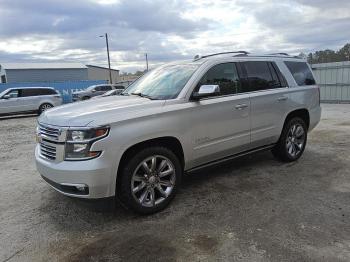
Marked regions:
[40,142,57,160]
[39,124,60,141]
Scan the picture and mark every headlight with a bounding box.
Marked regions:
[65,126,109,160]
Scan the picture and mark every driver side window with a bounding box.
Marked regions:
[6,89,19,98]
[195,63,241,96]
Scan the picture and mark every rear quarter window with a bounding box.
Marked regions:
[284,61,316,86]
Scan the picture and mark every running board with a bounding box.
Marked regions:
[186,144,275,173]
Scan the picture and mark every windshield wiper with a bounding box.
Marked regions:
[130,92,156,100]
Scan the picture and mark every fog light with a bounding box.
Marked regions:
[75,185,86,192]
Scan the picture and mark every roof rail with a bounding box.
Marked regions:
[194,51,249,61]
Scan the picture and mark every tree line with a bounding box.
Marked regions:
[301,43,350,64]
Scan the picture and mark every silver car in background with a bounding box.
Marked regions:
[72,84,127,101]
[0,87,62,116]
[90,88,124,99]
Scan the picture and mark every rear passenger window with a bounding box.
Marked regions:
[21,89,37,97]
[196,63,241,96]
[241,61,282,91]
[284,61,316,86]
[40,89,56,95]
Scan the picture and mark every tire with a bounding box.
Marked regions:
[38,103,53,114]
[82,96,90,100]
[272,117,307,162]
[117,147,182,214]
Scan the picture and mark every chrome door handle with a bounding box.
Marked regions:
[277,96,288,101]
[235,104,248,110]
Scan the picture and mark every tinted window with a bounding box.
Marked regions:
[284,61,315,86]
[21,89,38,97]
[196,63,241,96]
[94,86,102,91]
[20,88,56,97]
[41,88,57,95]
[114,85,125,89]
[100,86,112,91]
[271,62,288,87]
[241,61,281,91]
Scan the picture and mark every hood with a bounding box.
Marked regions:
[39,95,165,127]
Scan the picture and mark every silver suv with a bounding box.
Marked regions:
[35,52,321,214]
[0,87,62,116]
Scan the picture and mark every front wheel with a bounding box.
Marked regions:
[272,117,307,162]
[117,147,182,214]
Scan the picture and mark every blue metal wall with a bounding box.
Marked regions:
[0,80,107,103]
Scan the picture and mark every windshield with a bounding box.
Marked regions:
[122,63,199,100]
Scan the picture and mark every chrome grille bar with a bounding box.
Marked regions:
[39,142,57,160]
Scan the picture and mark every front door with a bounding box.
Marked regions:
[0,89,20,114]
[188,62,251,167]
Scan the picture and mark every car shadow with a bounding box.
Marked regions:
[0,113,37,120]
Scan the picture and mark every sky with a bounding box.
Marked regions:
[0,0,349,73]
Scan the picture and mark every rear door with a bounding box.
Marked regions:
[239,61,290,148]
[189,62,251,167]
[20,88,40,111]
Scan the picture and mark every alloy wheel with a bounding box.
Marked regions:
[131,155,176,207]
[286,123,305,158]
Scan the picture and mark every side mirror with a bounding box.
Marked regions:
[91,89,96,93]
[2,94,10,99]
[192,85,220,100]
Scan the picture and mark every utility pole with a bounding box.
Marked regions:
[145,53,149,71]
[100,33,112,84]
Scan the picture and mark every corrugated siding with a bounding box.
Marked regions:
[5,68,88,83]
[312,62,350,102]
[0,80,107,103]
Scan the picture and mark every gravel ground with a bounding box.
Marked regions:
[0,104,349,262]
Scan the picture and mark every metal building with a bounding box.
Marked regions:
[0,63,88,83]
[86,65,119,83]
[312,62,350,103]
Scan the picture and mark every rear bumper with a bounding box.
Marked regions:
[309,105,322,131]
[35,146,116,198]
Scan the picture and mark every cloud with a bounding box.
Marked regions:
[0,0,349,72]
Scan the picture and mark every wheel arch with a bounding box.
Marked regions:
[284,108,310,130]
[116,136,185,188]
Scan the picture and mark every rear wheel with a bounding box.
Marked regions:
[272,117,307,162]
[38,103,53,114]
[117,147,182,214]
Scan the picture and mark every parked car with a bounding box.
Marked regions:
[0,87,62,116]
[35,52,321,214]
[72,84,126,101]
[91,88,125,99]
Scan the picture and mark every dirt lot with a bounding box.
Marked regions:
[0,104,349,262]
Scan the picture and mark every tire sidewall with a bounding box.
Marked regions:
[117,147,182,214]
[280,117,307,161]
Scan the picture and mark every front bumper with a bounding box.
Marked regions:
[35,146,115,198]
